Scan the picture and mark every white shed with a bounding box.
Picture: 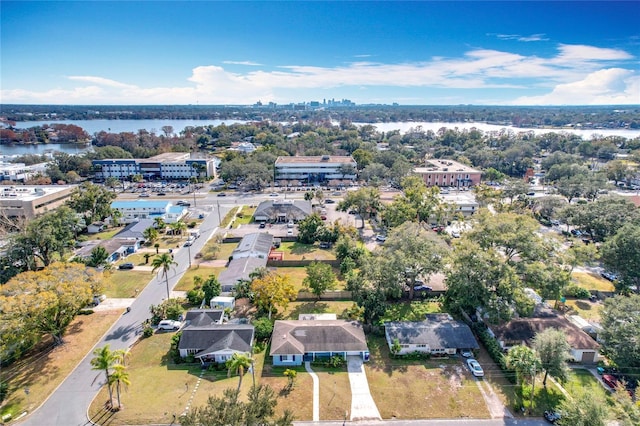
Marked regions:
[211,296,235,310]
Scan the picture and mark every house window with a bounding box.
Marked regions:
[186,349,198,355]
[279,355,293,362]
[416,344,427,348]
[400,344,410,348]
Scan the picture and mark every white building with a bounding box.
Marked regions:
[440,192,479,217]
[0,185,76,219]
[110,200,187,224]
[0,162,49,182]
[94,152,217,181]
[274,155,357,184]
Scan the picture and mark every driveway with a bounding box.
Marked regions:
[347,356,381,421]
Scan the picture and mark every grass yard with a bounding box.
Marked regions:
[0,310,122,422]
[381,300,442,322]
[103,270,153,298]
[365,336,489,419]
[233,206,257,228]
[572,272,615,292]
[275,266,346,293]
[89,227,125,240]
[564,368,608,399]
[279,242,337,261]
[279,301,356,320]
[174,266,222,291]
[89,332,262,425]
[259,368,314,421]
[564,298,602,321]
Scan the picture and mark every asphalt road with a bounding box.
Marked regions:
[18,200,232,426]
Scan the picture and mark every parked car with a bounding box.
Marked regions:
[319,242,332,249]
[269,192,279,197]
[376,234,387,242]
[600,271,619,282]
[413,284,432,292]
[460,349,474,358]
[217,192,227,197]
[157,192,166,196]
[139,193,150,197]
[287,221,295,228]
[157,320,182,331]
[602,374,618,389]
[118,263,134,270]
[287,229,294,236]
[544,410,562,424]
[325,199,335,204]
[259,222,266,228]
[466,359,484,377]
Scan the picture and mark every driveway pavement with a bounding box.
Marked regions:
[347,356,381,421]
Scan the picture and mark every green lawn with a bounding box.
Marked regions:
[381,300,442,322]
[174,266,223,291]
[564,368,608,399]
[572,272,615,292]
[564,298,602,321]
[103,270,153,298]
[279,301,356,320]
[365,335,489,419]
[276,266,346,292]
[89,227,124,240]
[279,242,336,261]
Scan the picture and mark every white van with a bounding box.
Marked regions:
[158,320,182,331]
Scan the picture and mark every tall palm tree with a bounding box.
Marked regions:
[109,363,131,410]
[151,253,178,301]
[153,217,166,232]
[143,226,158,243]
[226,353,253,393]
[91,345,117,408]
[171,221,187,237]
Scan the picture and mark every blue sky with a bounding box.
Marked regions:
[1,1,639,105]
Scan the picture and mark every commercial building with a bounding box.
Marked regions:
[0,162,49,182]
[0,185,76,219]
[93,152,217,181]
[414,159,482,188]
[274,155,357,185]
[110,200,187,224]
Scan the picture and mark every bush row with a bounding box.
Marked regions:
[472,323,517,384]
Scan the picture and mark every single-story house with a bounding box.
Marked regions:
[490,314,600,364]
[178,323,254,364]
[184,309,224,327]
[211,296,235,310]
[75,238,141,263]
[113,218,156,241]
[230,232,274,260]
[218,257,269,293]
[384,314,479,356]
[270,320,369,366]
[110,200,186,224]
[253,199,312,223]
[87,222,106,234]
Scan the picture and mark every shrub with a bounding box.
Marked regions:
[472,323,517,383]
[142,324,154,338]
[78,309,94,315]
[186,288,205,305]
[252,317,274,341]
[169,332,184,364]
[563,284,591,299]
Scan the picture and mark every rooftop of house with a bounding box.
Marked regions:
[178,324,254,357]
[232,232,274,258]
[385,315,479,350]
[491,314,600,350]
[270,320,368,355]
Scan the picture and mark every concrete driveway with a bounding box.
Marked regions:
[347,356,381,421]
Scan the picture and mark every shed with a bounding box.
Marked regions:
[211,296,235,310]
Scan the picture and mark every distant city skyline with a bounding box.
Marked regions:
[1,1,639,106]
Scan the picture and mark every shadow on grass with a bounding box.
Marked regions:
[288,301,329,319]
[288,243,316,255]
[574,300,592,311]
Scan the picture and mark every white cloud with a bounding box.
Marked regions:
[1,43,636,105]
[222,61,263,66]
[493,33,548,42]
[513,68,640,105]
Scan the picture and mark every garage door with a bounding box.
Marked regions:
[581,351,596,364]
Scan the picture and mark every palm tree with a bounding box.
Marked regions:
[111,209,123,227]
[170,221,187,237]
[114,348,131,366]
[143,226,158,244]
[153,217,166,232]
[91,345,117,409]
[226,353,253,393]
[109,363,131,410]
[151,253,178,301]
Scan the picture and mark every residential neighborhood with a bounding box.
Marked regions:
[1,115,639,426]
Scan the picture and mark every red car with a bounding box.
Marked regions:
[602,374,618,390]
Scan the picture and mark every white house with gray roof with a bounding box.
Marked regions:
[384,314,479,356]
[218,232,274,293]
[253,199,312,223]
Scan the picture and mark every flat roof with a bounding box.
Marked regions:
[111,200,172,209]
[0,185,75,201]
[418,159,480,173]
[275,155,355,164]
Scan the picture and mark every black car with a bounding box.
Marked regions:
[118,263,134,270]
[259,222,266,228]
[325,199,336,204]
[157,192,166,196]
[217,192,227,197]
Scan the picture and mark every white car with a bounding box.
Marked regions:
[157,320,182,331]
[375,235,387,242]
[466,359,484,377]
[287,229,294,236]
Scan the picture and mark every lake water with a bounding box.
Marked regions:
[4,118,639,156]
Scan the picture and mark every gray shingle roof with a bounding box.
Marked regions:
[114,218,156,240]
[254,200,312,221]
[232,232,273,258]
[178,324,254,357]
[385,318,479,350]
[218,257,268,290]
[185,309,224,327]
[270,320,368,355]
